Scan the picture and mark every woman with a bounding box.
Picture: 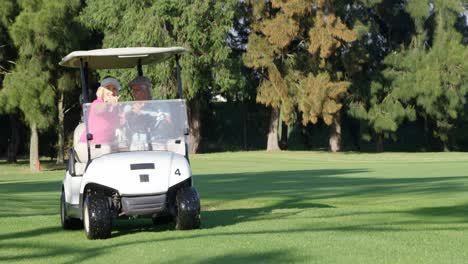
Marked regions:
[100,77,121,98]
[80,78,121,144]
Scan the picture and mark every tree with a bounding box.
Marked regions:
[225,1,258,150]
[244,0,355,151]
[345,0,417,152]
[0,0,20,163]
[0,0,17,67]
[56,72,81,164]
[346,0,468,152]
[80,0,241,153]
[384,0,468,151]
[0,0,85,171]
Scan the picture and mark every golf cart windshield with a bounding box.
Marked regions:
[83,99,188,154]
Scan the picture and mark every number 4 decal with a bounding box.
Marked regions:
[175,169,181,176]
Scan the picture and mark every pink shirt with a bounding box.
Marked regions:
[80,97,119,144]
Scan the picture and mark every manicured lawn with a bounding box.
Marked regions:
[1,151,468,263]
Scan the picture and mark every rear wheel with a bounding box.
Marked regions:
[60,190,82,229]
[175,187,201,230]
[83,193,112,239]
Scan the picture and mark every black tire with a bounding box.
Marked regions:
[175,187,201,230]
[83,193,112,239]
[60,190,83,230]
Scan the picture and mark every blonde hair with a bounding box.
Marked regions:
[96,86,109,99]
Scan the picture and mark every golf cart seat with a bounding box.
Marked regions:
[72,123,111,175]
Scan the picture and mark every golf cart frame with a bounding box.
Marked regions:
[59,47,200,239]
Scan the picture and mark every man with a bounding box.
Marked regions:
[125,76,174,149]
[127,76,171,118]
[128,76,152,101]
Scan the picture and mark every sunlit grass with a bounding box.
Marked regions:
[1,151,468,263]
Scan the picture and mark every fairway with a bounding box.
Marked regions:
[1,151,468,263]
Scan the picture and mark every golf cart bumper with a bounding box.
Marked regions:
[121,194,167,216]
[81,151,192,196]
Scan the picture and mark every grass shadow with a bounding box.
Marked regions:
[409,204,468,221]
[2,167,468,236]
[0,159,29,166]
[203,200,334,229]
[0,159,65,171]
[111,218,174,238]
[197,169,468,229]
[0,180,61,194]
[0,226,62,241]
[168,249,308,264]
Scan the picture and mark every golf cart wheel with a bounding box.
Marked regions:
[60,190,82,230]
[83,193,112,239]
[175,187,201,230]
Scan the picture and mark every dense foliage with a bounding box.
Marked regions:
[80,0,243,152]
[0,0,85,170]
[0,0,467,170]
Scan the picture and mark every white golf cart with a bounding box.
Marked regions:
[59,47,200,239]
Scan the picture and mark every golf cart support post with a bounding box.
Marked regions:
[79,59,92,163]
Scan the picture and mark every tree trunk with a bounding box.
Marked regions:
[242,103,248,150]
[423,117,430,151]
[6,113,20,163]
[350,120,361,151]
[188,99,201,154]
[56,92,65,164]
[442,138,450,152]
[30,122,40,173]
[329,113,341,152]
[280,121,288,150]
[376,132,384,153]
[266,107,280,151]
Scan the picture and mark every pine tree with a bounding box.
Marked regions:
[244,0,356,151]
[80,0,241,153]
[345,0,417,152]
[0,0,17,69]
[0,0,85,171]
[0,0,20,163]
[385,0,468,151]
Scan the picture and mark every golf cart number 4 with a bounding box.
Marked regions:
[175,169,181,176]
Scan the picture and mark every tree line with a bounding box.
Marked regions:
[0,0,467,172]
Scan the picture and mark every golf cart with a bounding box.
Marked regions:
[59,47,200,239]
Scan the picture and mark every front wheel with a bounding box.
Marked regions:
[60,190,82,230]
[83,193,112,239]
[175,187,201,230]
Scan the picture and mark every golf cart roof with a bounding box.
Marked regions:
[59,47,185,69]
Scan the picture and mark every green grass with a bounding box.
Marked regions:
[1,151,468,263]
